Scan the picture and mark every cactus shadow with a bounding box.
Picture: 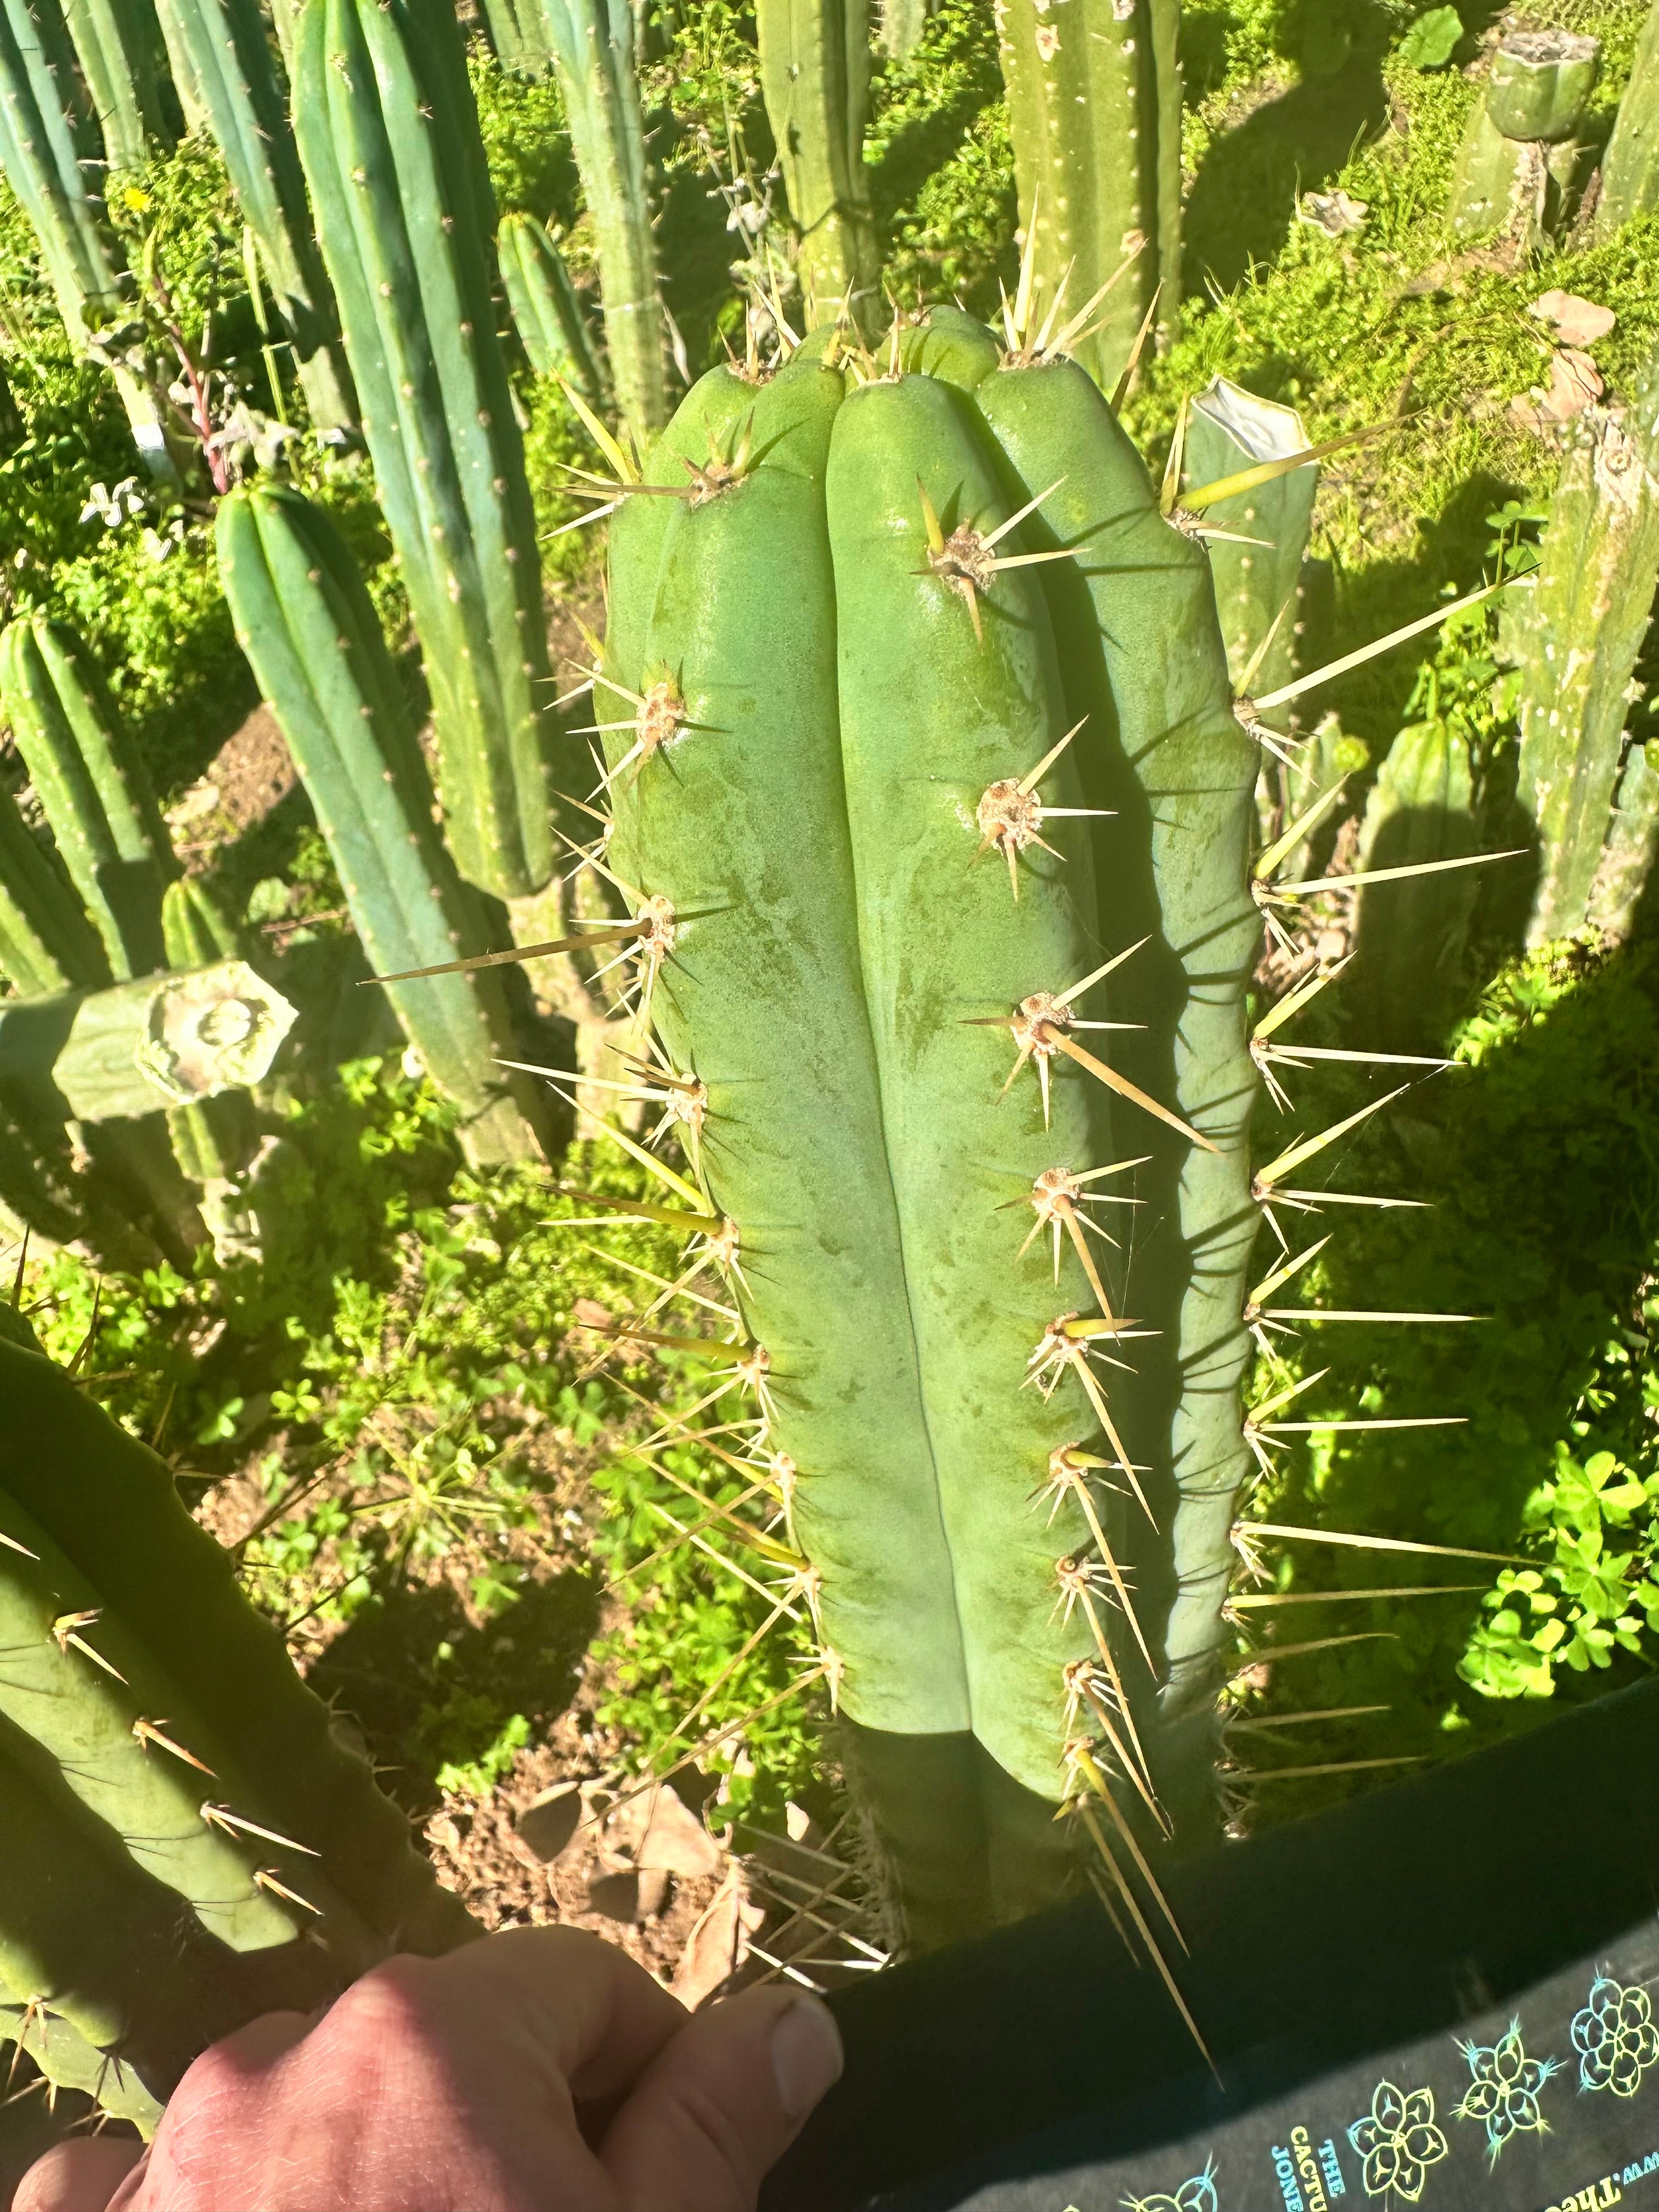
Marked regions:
[306,1564,600,1818]
[1255,935,1659,1781]
[1182,44,1390,300]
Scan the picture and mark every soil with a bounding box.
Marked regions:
[165,703,298,857]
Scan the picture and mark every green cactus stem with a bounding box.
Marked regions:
[1510,346,1659,945]
[478,0,549,75]
[878,0,930,60]
[1588,742,1659,937]
[0,777,111,996]
[267,0,300,74]
[600,318,1283,1931]
[755,0,879,329]
[498,210,606,406]
[152,0,356,432]
[1596,0,1659,235]
[62,0,172,171]
[1182,377,1320,729]
[216,482,550,1165]
[535,0,668,443]
[979,353,1260,1834]
[1353,719,1477,1051]
[1447,30,1601,250]
[159,876,257,1212]
[997,0,1182,393]
[0,0,180,478]
[0,1317,478,2113]
[294,0,560,902]
[0,613,176,979]
[0,959,295,1126]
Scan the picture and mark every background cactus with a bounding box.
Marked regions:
[1595,0,1659,234]
[1509,340,1659,944]
[498,210,606,405]
[293,0,561,905]
[0,613,177,980]
[151,0,356,432]
[0,0,179,478]
[61,0,173,171]
[216,481,551,1164]
[996,0,1182,392]
[0,777,111,997]
[754,0,879,329]
[535,0,668,443]
[0,1313,478,2117]
[1447,30,1601,252]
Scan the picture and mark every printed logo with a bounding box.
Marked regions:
[1122,2158,1220,2212]
[1453,2017,1562,2164]
[1345,2080,1449,2203]
[1570,1975,1659,2100]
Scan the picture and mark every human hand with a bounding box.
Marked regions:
[13,1924,842,2212]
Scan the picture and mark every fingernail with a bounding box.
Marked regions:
[771,1995,844,2119]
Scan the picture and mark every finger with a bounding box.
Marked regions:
[602,1985,844,2212]
[12,2137,145,2212]
[410,1925,687,2104]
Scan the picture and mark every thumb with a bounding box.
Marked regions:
[601,1983,843,2212]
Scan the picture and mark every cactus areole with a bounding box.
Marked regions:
[600,321,1266,1945]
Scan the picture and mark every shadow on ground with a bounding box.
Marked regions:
[308,1564,600,1818]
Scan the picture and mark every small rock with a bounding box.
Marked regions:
[1529,291,1616,348]
[1297,188,1368,235]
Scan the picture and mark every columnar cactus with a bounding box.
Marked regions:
[216,482,551,1165]
[478,0,550,76]
[1595,0,1659,235]
[1182,377,1321,729]
[0,613,177,980]
[0,958,294,1125]
[293,0,560,903]
[878,0,931,61]
[583,287,1520,1951]
[499,210,606,406]
[0,777,111,996]
[1353,719,1477,1051]
[159,877,258,1221]
[0,0,178,476]
[755,0,879,328]
[1510,342,1659,944]
[996,0,1182,392]
[151,0,356,431]
[0,1314,478,2117]
[535,0,668,443]
[1447,30,1601,250]
[62,0,173,171]
[1589,741,1659,938]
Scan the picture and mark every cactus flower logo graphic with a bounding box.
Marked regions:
[1454,2018,1561,2162]
[1570,1974,1659,2097]
[1345,2079,1449,2202]
[1122,2158,1218,2212]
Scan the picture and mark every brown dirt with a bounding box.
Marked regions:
[165,704,298,860]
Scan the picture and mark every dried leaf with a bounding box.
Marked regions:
[673,1867,764,2010]
[1529,290,1616,347]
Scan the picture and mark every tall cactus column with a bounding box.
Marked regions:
[63,0,173,170]
[218,483,551,1165]
[1510,341,1659,945]
[153,0,356,431]
[755,0,879,330]
[0,614,177,979]
[997,0,1182,392]
[294,0,561,902]
[1448,30,1601,251]
[0,0,180,479]
[1595,0,1659,234]
[536,0,668,443]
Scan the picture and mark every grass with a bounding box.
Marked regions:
[0,0,1656,1881]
